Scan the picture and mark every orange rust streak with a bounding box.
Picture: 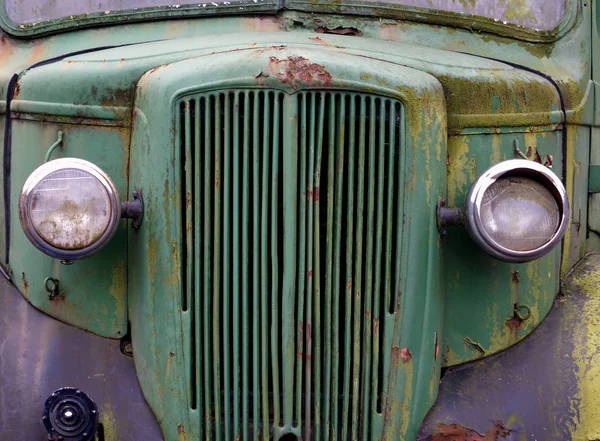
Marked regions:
[429,422,511,441]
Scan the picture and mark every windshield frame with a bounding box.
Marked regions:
[0,0,578,41]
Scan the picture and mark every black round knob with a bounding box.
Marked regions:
[43,387,98,441]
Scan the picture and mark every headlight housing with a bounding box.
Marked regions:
[464,159,569,263]
[19,158,121,261]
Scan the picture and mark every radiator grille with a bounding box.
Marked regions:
[178,89,405,441]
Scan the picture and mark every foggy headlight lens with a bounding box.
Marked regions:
[20,158,120,260]
[30,169,112,250]
[480,177,559,252]
[465,159,569,263]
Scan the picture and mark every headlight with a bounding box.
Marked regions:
[19,158,120,261]
[465,159,569,263]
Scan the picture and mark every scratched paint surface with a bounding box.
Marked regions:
[0,1,593,439]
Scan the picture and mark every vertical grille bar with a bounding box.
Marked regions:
[202,96,214,441]
[304,92,316,441]
[313,91,325,441]
[295,93,307,430]
[260,91,272,441]
[232,92,242,441]
[241,91,250,441]
[182,99,195,413]
[257,92,271,441]
[250,92,262,441]
[361,95,376,441]
[282,92,297,431]
[270,92,282,430]
[323,92,336,441]
[331,93,345,441]
[213,93,224,441]
[181,89,405,441]
[340,95,356,441]
[352,95,366,441]
[372,98,386,420]
[193,97,204,438]
[223,92,232,440]
[380,101,396,410]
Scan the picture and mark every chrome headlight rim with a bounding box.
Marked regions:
[465,159,569,263]
[19,158,121,261]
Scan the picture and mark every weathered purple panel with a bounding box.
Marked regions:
[369,0,565,30]
[6,0,273,24]
[6,0,565,30]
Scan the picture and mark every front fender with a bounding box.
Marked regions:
[418,253,600,441]
[0,273,163,440]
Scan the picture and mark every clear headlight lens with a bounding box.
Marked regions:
[465,159,569,263]
[479,177,559,252]
[20,158,120,260]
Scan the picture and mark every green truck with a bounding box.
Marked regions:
[0,1,599,440]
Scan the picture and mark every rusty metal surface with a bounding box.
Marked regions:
[417,256,600,441]
[0,275,164,440]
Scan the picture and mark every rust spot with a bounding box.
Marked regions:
[178,423,188,440]
[268,56,333,89]
[313,186,320,201]
[13,80,20,99]
[21,272,28,298]
[298,320,304,358]
[525,145,533,158]
[307,269,313,278]
[400,348,412,363]
[533,150,542,164]
[446,152,450,166]
[308,36,337,48]
[316,26,362,36]
[186,191,192,210]
[170,351,175,357]
[434,332,439,360]
[505,313,523,332]
[428,421,511,441]
[544,154,553,168]
[306,323,312,361]
[374,316,379,334]
[346,278,352,290]
[511,270,520,283]
[271,45,286,50]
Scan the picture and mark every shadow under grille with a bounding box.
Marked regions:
[178,89,405,441]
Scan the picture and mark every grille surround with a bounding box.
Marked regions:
[177,89,407,441]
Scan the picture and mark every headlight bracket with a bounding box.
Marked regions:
[121,189,144,230]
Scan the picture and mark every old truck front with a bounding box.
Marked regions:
[0,1,597,440]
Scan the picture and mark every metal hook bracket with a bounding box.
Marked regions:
[44,131,63,162]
